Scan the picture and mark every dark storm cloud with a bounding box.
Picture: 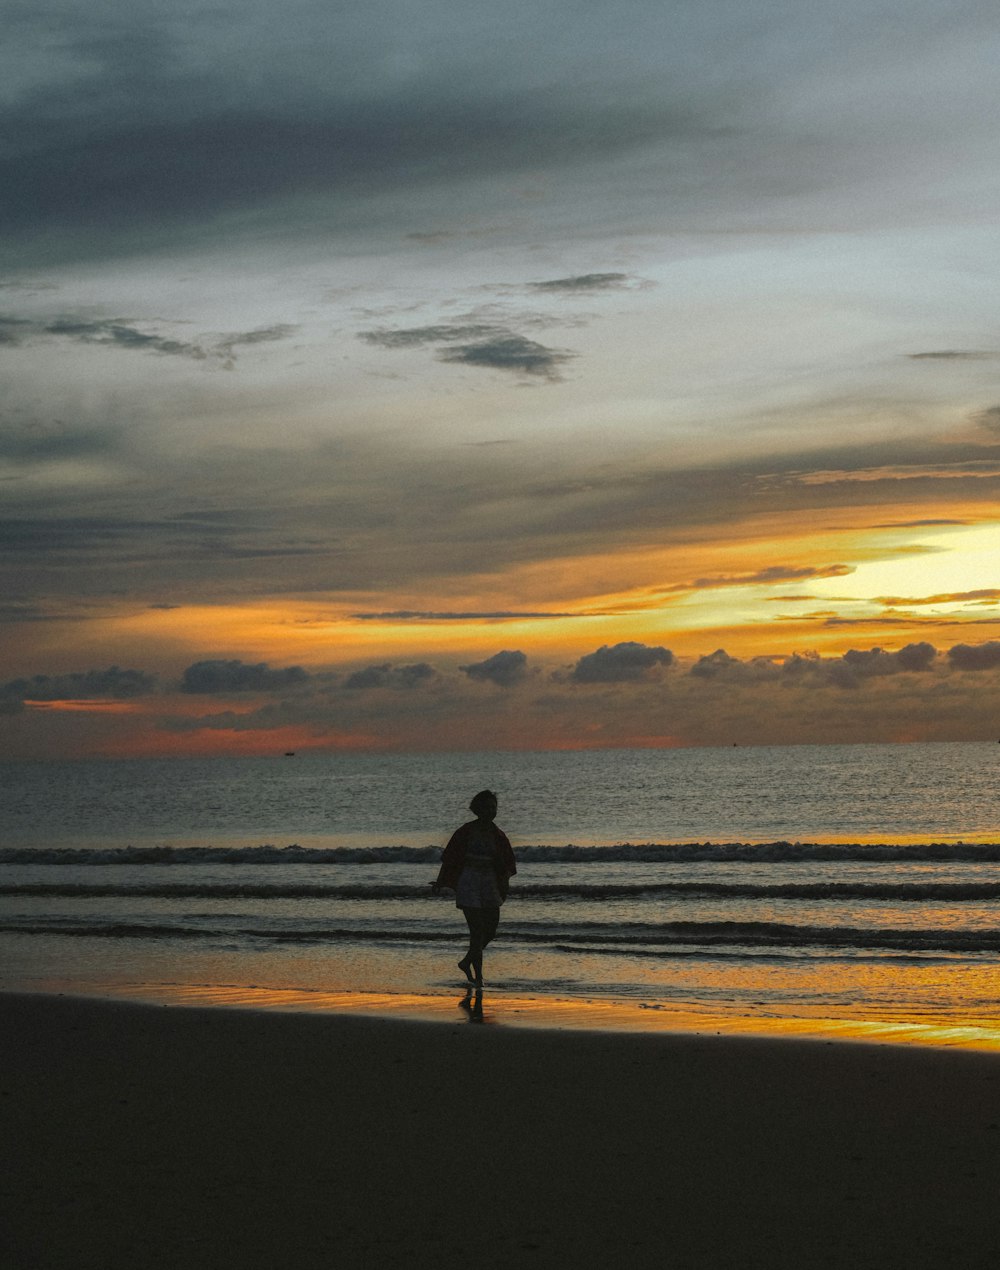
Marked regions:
[180,660,310,694]
[527,273,631,292]
[0,666,156,712]
[460,650,528,687]
[343,663,436,690]
[571,642,673,683]
[947,641,1000,671]
[0,315,297,364]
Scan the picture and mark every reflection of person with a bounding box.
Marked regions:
[433,790,516,987]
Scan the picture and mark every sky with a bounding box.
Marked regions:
[3,0,1000,758]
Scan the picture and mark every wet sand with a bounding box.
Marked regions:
[4,991,1000,1268]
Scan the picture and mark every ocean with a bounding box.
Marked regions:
[3,742,1000,1044]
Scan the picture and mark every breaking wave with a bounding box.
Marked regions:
[4,841,1000,866]
[3,914,1000,956]
[7,879,1000,902]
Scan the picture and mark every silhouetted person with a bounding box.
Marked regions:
[433,790,516,987]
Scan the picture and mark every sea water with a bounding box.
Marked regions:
[2,743,1000,1042]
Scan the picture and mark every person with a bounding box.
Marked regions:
[432,790,516,987]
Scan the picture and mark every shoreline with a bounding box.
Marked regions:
[12,977,1000,1053]
[5,990,1000,1268]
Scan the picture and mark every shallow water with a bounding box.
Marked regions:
[3,742,1000,1045]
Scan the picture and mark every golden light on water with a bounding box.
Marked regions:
[87,981,1000,1054]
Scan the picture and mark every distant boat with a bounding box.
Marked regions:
[284,751,296,757]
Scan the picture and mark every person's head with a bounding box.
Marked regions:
[469,789,498,821]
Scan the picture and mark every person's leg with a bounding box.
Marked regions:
[460,907,486,984]
[480,906,500,949]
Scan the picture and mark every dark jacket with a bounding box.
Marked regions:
[435,820,517,891]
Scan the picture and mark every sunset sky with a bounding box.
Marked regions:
[3,0,1000,758]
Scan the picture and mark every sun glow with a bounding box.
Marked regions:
[810,523,1000,609]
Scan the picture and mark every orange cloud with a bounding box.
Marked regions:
[24,699,141,714]
[875,589,1000,607]
[95,723,382,759]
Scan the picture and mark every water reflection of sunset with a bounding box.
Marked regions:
[94,981,1000,1053]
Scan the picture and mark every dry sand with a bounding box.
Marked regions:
[4,991,1000,1269]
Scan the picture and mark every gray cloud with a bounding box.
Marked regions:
[689,643,938,688]
[947,641,1000,671]
[362,321,574,379]
[0,317,32,345]
[690,649,783,682]
[825,643,937,686]
[0,514,331,578]
[571,641,673,683]
[438,335,573,379]
[343,662,436,690]
[216,325,298,350]
[871,519,968,528]
[44,318,208,359]
[0,62,727,268]
[975,406,1000,435]
[460,650,528,687]
[4,0,998,275]
[683,564,853,591]
[527,273,631,292]
[0,421,120,462]
[908,351,993,360]
[180,660,310,694]
[361,324,501,349]
[1,665,156,711]
[0,315,297,365]
[3,426,999,611]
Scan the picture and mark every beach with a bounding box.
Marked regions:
[6,746,1000,1046]
[5,992,1000,1269]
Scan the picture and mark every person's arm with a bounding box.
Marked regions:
[432,826,465,891]
[497,828,517,878]
[493,827,516,899]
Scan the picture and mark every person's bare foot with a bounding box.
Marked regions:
[458,957,475,983]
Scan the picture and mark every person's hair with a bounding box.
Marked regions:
[469,789,498,814]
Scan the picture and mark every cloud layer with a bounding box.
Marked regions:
[5,636,999,755]
[2,1,1000,757]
